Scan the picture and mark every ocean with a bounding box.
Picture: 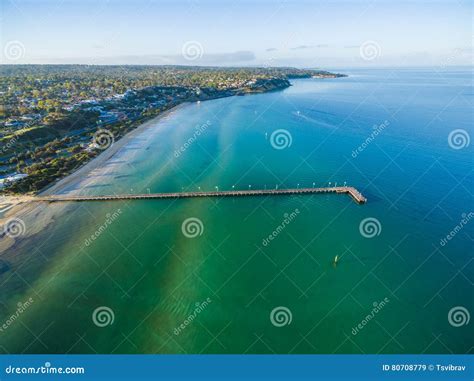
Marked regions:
[1,67,472,354]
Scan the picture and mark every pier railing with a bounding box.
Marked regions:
[30,186,367,204]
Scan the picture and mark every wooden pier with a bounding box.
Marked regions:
[29,186,367,204]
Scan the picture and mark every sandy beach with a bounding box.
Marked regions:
[0,103,189,253]
[41,103,189,196]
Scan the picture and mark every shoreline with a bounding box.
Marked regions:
[0,103,190,253]
[3,83,293,197]
[0,76,335,252]
[1,73,346,204]
[40,103,190,196]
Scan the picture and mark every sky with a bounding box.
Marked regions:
[1,0,472,68]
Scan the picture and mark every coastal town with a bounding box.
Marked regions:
[0,65,343,193]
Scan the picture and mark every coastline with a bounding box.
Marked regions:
[40,103,190,196]
[0,75,339,253]
[3,78,298,198]
[0,103,190,253]
[1,80,294,253]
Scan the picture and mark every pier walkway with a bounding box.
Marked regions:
[29,186,367,204]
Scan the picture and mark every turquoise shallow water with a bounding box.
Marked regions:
[1,67,473,354]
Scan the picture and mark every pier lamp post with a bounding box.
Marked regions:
[329,182,331,187]
[215,186,219,192]
[232,185,235,189]
[344,181,346,186]
[198,186,201,191]
[249,185,251,189]
[297,183,300,189]
[312,182,315,187]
